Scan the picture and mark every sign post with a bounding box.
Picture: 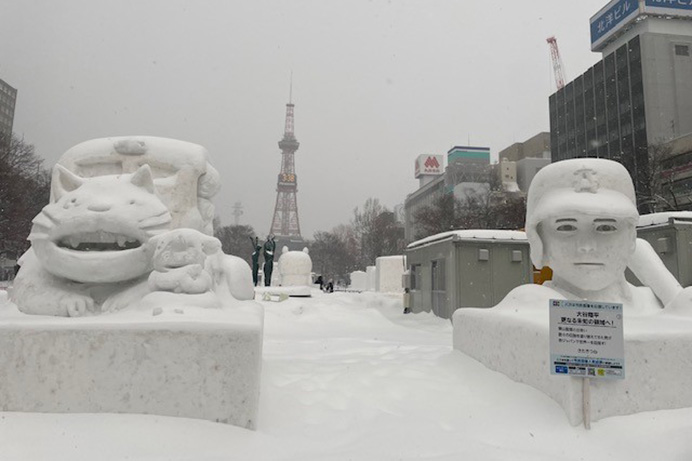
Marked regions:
[549,299,625,429]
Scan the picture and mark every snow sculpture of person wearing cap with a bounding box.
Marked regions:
[499,157,689,314]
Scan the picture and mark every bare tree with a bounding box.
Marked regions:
[636,142,682,213]
[214,224,257,265]
[0,133,51,257]
[413,194,461,240]
[412,190,526,241]
[308,229,359,283]
[352,197,405,265]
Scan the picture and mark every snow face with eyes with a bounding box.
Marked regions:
[539,214,636,293]
[524,158,641,301]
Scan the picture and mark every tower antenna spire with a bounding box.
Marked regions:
[289,70,293,104]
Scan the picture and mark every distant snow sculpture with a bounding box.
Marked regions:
[11,136,253,316]
[277,246,312,287]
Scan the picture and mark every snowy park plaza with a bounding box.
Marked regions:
[1,137,692,459]
[0,290,691,460]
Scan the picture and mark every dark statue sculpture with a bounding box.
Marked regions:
[263,235,276,287]
[249,236,261,286]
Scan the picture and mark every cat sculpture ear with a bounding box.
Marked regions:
[130,164,155,194]
[53,164,84,200]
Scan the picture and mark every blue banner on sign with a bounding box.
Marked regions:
[591,0,639,46]
[645,0,692,11]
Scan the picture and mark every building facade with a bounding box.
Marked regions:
[516,157,551,192]
[404,175,445,242]
[0,78,17,141]
[497,133,551,192]
[445,146,490,191]
[549,1,692,211]
[498,132,551,163]
[404,146,491,241]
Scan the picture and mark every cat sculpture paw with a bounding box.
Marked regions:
[60,293,95,317]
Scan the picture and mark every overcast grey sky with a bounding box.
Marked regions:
[1,0,607,238]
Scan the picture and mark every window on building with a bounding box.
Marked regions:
[431,259,446,292]
[410,264,421,291]
[675,44,690,57]
[431,259,446,316]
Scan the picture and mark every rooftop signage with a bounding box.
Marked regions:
[591,0,692,51]
[644,0,692,16]
[590,0,640,51]
[415,154,444,178]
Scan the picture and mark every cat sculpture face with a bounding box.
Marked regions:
[30,164,173,283]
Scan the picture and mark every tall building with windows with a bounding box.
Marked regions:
[0,78,17,140]
[549,0,692,211]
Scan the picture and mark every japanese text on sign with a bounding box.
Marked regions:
[590,0,639,49]
[549,299,625,379]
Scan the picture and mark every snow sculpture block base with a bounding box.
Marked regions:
[0,304,263,429]
[375,255,405,293]
[453,306,692,425]
[349,271,367,291]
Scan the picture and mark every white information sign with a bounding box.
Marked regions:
[549,299,625,379]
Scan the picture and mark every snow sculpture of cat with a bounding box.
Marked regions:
[12,164,168,316]
[11,136,253,316]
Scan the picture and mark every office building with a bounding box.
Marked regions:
[0,78,17,140]
[549,0,692,211]
[498,132,551,163]
[497,133,551,192]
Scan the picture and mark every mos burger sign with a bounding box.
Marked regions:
[415,154,444,178]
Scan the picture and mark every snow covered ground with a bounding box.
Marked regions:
[2,290,692,460]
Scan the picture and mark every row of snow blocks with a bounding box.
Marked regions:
[366,266,377,291]
[453,305,692,425]
[0,305,264,429]
[375,255,405,293]
[349,271,367,291]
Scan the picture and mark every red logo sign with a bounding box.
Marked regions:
[424,156,440,169]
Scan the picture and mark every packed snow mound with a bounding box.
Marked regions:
[2,291,692,460]
[349,270,367,291]
[376,255,405,293]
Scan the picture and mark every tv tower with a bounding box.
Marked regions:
[269,79,303,246]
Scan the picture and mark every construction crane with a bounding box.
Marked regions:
[547,36,566,90]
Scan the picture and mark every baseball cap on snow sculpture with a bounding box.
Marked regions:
[526,158,639,301]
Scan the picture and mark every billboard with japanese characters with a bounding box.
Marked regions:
[414,155,444,178]
[644,0,692,17]
[592,0,692,51]
[590,0,639,51]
